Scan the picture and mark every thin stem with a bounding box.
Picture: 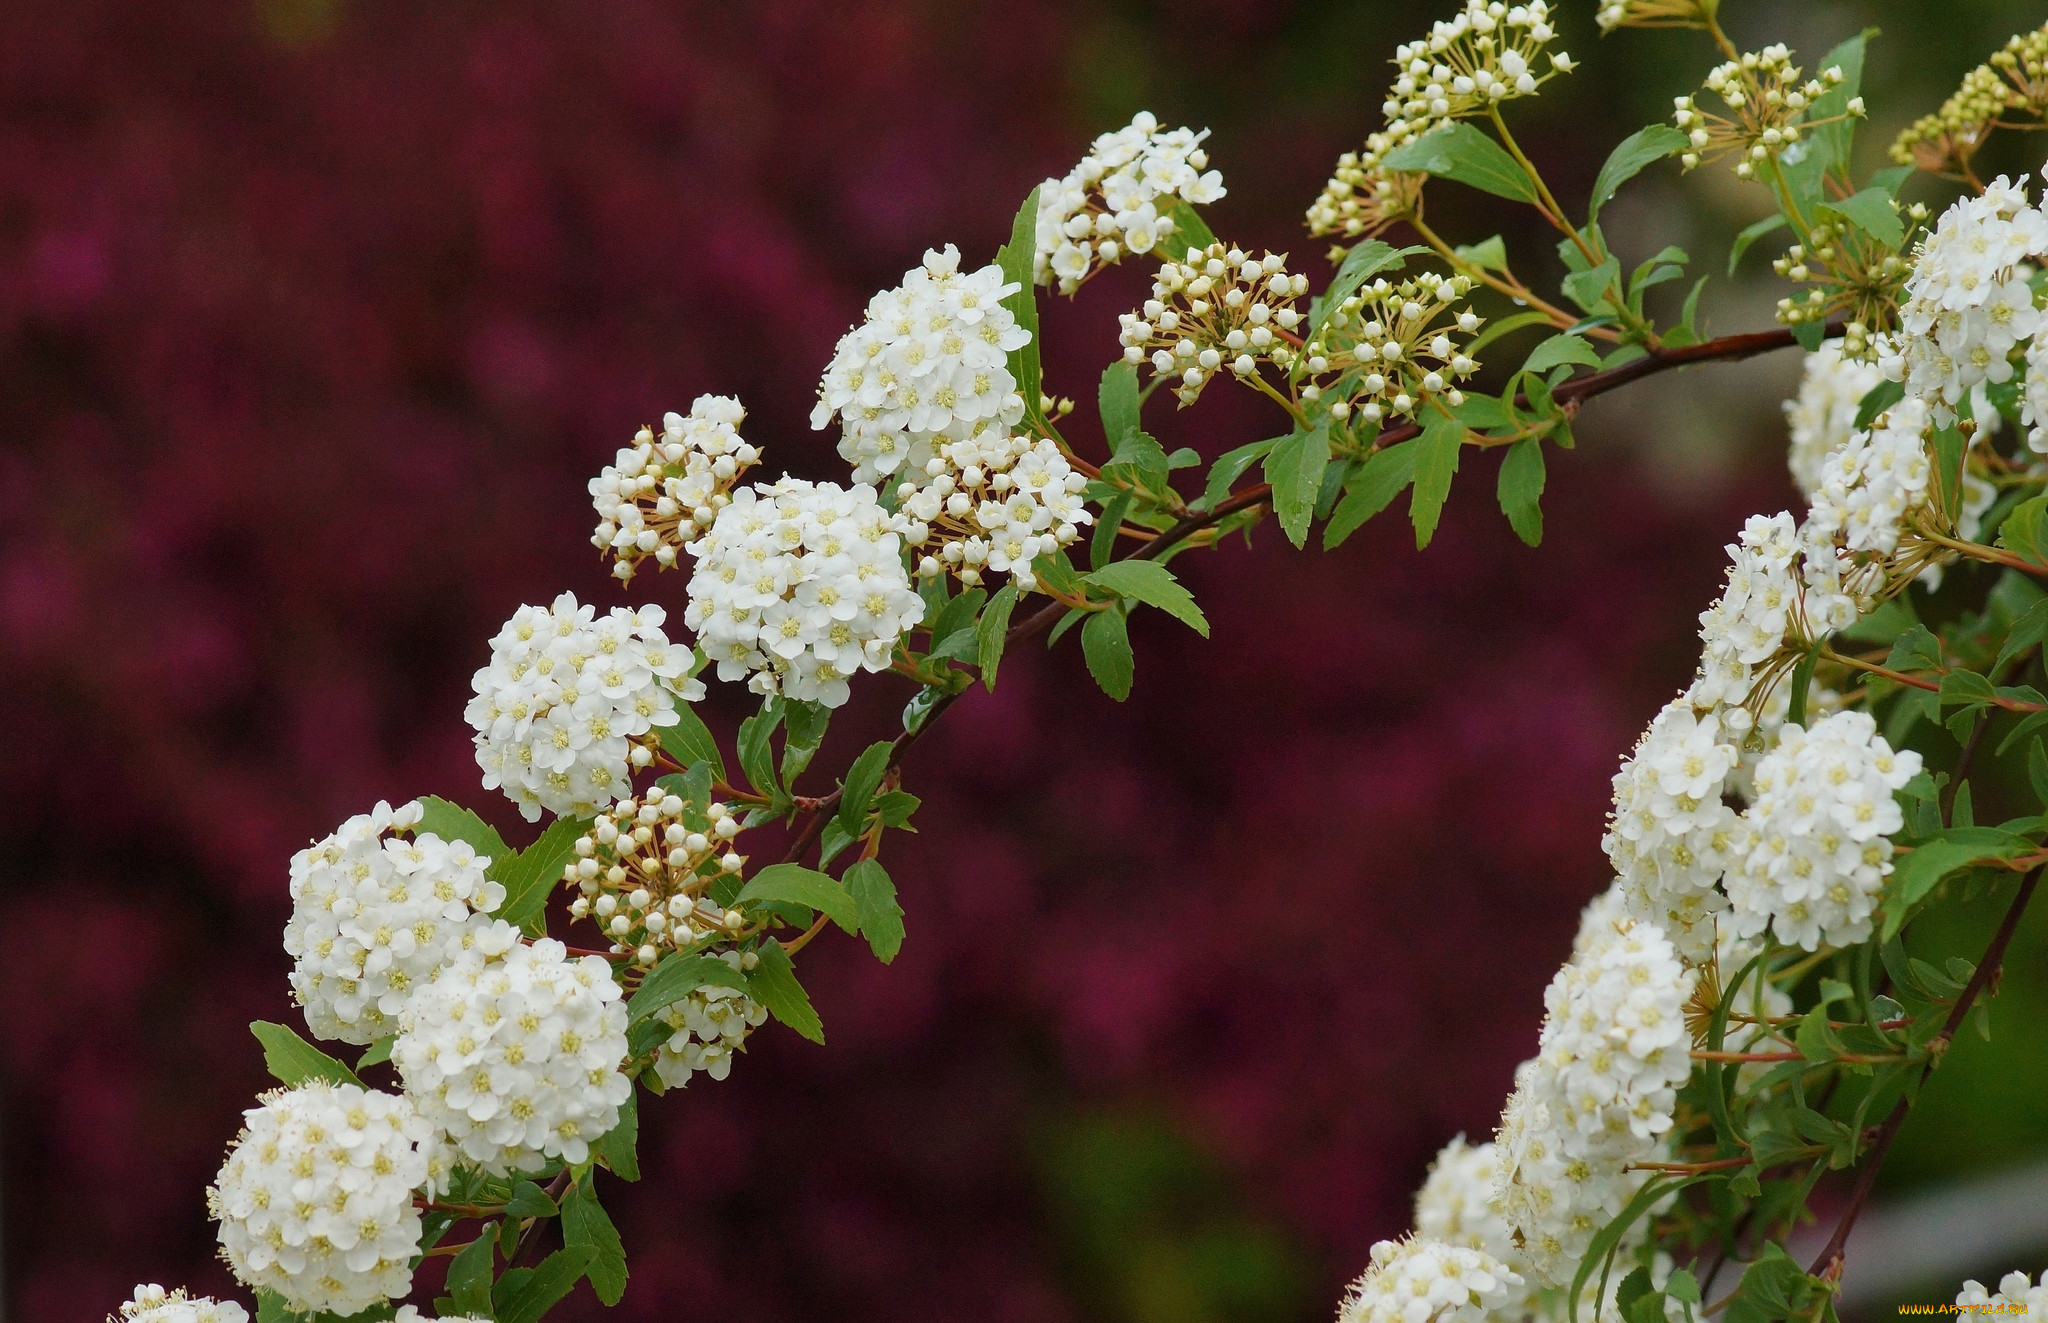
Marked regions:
[1407,214,1585,331]
[1489,107,1593,264]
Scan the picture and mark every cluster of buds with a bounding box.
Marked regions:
[590,396,759,581]
[1300,271,1482,427]
[1891,23,2048,177]
[1118,245,1308,405]
[1306,2,1571,240]
[1674,47,1859,180]
[564,790,747,966]
[1033,112,1226,294]
[1769,209,1921,342]
[897,432,1092,592]
[1594,0,1715,32]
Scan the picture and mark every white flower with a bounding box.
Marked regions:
[1491,1073,1649,1285]
[811,244,1032,484]
[897,430,1092,592]
[393,935,633,1178]
[1957,1270,2048,1319]
[650,951,769,1089]
[683,476,924,708]
[1034,111,1227,293]
[590,395,760,580]
[1336,1235,1523,1323]
[566,791,748,967]
[2025,332,2048,454]
[1728,710,1921,951]
[208,1083,431,1317]
[1803,393,1935,559]
[1688,513,1801,725]
[111,1286,249,1323]
[284,799,508,1045]
[1604,702,1741,961]
[466,592,698,821]
[1414,1137,1532,1313]
[1785,343,1886,498]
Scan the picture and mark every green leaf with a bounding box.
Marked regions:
[1854,378,1906,431]
[1081,608,1135,701]
[1497,439,1546,547]
[627,953,748,1024]
[1454,234,1509,271]
[978,582,1019,692]
[1939,668,1998,713]
[1787,646,1819,728]
[562,1178,628,1307]
[1381,122,1536,202]
[1589,124,1689,219]
[594,1090,639,1181]
[504,1179,559,1218]
[495,1244,596,1323]
[1091,490,1131,571]
[1807,30,1872,181]
[1728,214,1788,276]
[1409,410,1465,550]
[1822,187,1905,251]
[845,857,906,963]
[1085,560,1209,636]
[1312,239,1425,339]
[1567,1176,1709,1323]
[1164,199,1217,253]
[415,796,509,865]
[1667,1270,1702,1306]
[1523,334,1603,376]
[1464,309,1554,359]
[1325,440,1418,549]
[835,741,894,838]
[737,702,781,798]
[446,1229,497,1317]
[357,1035,394,1070]
[1561,257,1621,315]
[737,863,860,933]
[251,1021,363,1089]
[2000,494,2048,566]
[658,706,725,783]
[1886,624,1944,675]
[995,187,1044,425]
[1616,1268,1656,1322]
[495,814,590,936]
[1263,422,1333,548]
[1997,598,2048,674]
[1796,1005,1846,1062]
[1884,826,2032,938]
[1201,438,1278,511]
[747,939,824,1043]
[1098,361,1141,453]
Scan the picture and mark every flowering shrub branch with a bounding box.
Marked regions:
[112,7,2048,1323]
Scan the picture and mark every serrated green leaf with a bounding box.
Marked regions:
[495,1244,595,1323]
[1409,410,1465,550]
[1854,378,1906,431]
[357,1035,394,1070]
[1464,309,1554,358]
[1381,122,1535,202]
[658,706,725,782]
[737,863,860,933]
[447,1229,497,1317]
[594,1090,638,1181]
[1589,124,1689,219]
[1085,560,1208,636]
[1164,199,1217,252]
[1325,439,1418,549]
[1080,608,1135,701]
[1099,360,1141,454]
[1263,422,1333,548]
[835,741,894,838]
[1561,257,1621,315]
[1201,438,1277,511]
[995,187,1044,425]
[1091,490,1131,571]
[1313,239,1426,340]
[1454,234,1508,271]
[504,1179,559,1218]
[845,857,905,963]
[627,952,748,1024]
[747,939,823,1043]
[1666,1270,1701,1306]
[1886,624,1944,675]
[1728,214,1788,276]
[562,1177,628,1306]
[496,814,590,936]
[1885,826,2032,938]
[1822,187,1905,251]
[1523,334,1603,376]
[978,582,1018,692]
[415,796,509,866]
[1497,439,1545,547]
[737,702,781,798]
[251,1021,362,1089]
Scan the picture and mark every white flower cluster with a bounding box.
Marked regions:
[1675,47,1854,179]
[284,799,507,1045]
[208,1083,430,1316]
[566,789,747,966]
[1595,0,1711,31]
[1118,245,1308,405]
[2025,333,2048,453]
[1336,1235,1523,1323]
[1307,2,1571,239]
[1414,1139,1525,1291]
[1603,701,1739,961]
[1803,394,1935,559]
[1888,176,2048,424]
[467,593,697,822]
[650,951,769,1090]
[897,431,1092,591]
[1957,1270,2048,1318]
[590,396,760,581]
[1784,343,1886,498]
[683,477,924,708]
[812,244,1031,486]
[1304,271,1483,426]
[1493,917,1691,1284]
[1033,111,1225,294]
[1688,513,1800,725]
[112,1286,249,1323]
[1727,710,1921,951]
[393,937,632,1176]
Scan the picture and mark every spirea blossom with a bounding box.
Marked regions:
[1596,0,1712,31]
[1956,1271,2048,1319]
[208,1083,430,1316]
[565,789,747,967]
[1491,1075,1648,1284]
[1119,245,1306,405]
[2024,332,2048,454]
[1534,916,1694,1151]
[1674,47,1853,180]
[1688,513,1801,725]
[1301,269,1483,426]
[1728,710,1921,951]
[897,431,1092,592]
[1604,701,1739,961]
[649,951,769,1090]
[1336,1235,1523,1323]
[466,594,698,821]
[1785,343,1886,497]
[1803,394,1935,558]
[1888,176,2048,423]
[590,396,759,580]
[393,936,633,1177]
[1892,23,2048,175]
[284,799,508,1045]
[1415,1137,1522,1277]
[1033,111,1226,294]
[111,1286,249,1323]
[811,245,1031,485]
[682,477,924,707]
